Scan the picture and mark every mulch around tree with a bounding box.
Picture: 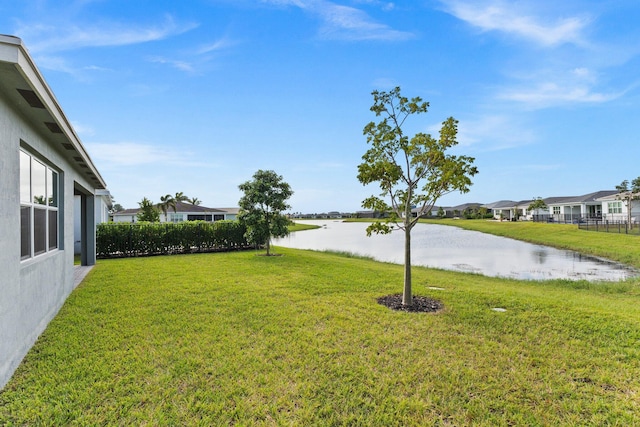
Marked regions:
[377,294,444,313]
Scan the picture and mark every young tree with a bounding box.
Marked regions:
[528,197,547,219]
[357,87,478,306]
[110,203,125,214]
[238,170,293,256]
[615,177,640,228]
[158,194,176,222]
[137,197,160,222]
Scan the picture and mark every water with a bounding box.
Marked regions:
[275,221,637,281]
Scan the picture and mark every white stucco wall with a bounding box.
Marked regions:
[0,72,101,389]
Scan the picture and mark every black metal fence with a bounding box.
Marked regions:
[578,220,640,235]
[532,214,602,224]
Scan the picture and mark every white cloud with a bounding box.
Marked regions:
[263,0,413,41]
[15,15,198,53]
[440,0,589,47]
[196,37,237,55]
[499,82,621,107]
[371,77,400,90]
[429,114,535,151]
[497,67,626,108]
[147,56,195,73]
[71,121,95,137]
[85,141,212,168]
[29,54,110,78]
[316,2,411,41]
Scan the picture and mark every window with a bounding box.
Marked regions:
[552,206,560,215]
[187,214,212,221]
[608,201,622,214]
[20,150,59,260]
[170,213,184,223]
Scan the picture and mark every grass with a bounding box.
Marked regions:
[288,221,321,232]
[2,246,640,425]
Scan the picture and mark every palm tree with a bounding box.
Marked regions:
[158,194,176,222]
[188,197,201,205]
[174,192,189,203]
[174,192,190,212]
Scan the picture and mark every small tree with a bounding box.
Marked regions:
[528,197,547,220]
[238,170,293,255]
[615,178,640,228]
[137,197,160,222]
[110,203,125,214]
[357,87,478,306]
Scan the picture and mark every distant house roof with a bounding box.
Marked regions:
[542,196,572,205]
[546,190,617,205]
[450,202,483,211]
[595,191,628,202]
[483,200,516,209]
[217,207,240,215]
[113,201,230,216]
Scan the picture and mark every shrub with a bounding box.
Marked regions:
[97,221,249,258]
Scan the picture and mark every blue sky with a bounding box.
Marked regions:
[3,0,640,213]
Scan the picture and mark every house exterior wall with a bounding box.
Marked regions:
[112,209,238,223]
[0,91,85,388]
[603,199,640,222]
[0,37,106,390]
[113,213,136,223]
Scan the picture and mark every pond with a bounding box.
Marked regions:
[275,221,637,281]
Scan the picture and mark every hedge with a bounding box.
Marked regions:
[96,221,251,258]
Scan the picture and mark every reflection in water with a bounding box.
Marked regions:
[276,221,637,282]
[531,249,548,265]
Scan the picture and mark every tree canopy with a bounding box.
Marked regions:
[158,194,176,222]
[137,197,160,222]
[357,87,478,306]
[616,177,640,227]
[238,170,293,255]
[528,197,547,216]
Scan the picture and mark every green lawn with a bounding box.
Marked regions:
[1,244,640,425]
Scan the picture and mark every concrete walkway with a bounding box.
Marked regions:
[73,265,94,287]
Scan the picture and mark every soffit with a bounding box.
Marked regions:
[0,37,107,190]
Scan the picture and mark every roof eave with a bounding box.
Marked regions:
[0,35,107,190]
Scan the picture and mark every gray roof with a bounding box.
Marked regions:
[482,200,517,209]
[113,201,229,216]
[546,190,617,204]
[449,202,483,211]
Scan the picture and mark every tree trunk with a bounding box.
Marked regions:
[403,222,412,306]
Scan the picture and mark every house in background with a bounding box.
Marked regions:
[596,192,640,223]
[0,35,108,389]
[111,201,238,223]
[483,200,519,220]
[545,190,617,222]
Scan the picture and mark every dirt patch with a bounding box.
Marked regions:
[377,294,444,313]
